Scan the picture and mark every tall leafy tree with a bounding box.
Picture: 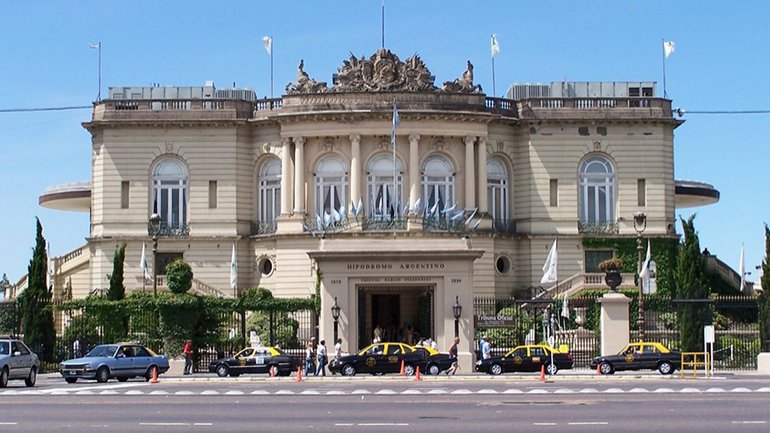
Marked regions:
[758,224,770,349]
[675,215,712,351]
[19,218,55,360]
[107,243,127,300]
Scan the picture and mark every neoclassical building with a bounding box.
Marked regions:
[34,49,717,371]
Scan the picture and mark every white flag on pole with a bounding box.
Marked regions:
[663,40,676,58]
[262,36,272,55]
[739,244,746,292]
[561,294,569,319]
[491,33,500,58]
[540,240,558,284]
[230,243,238,290]
[140,242,152,282]
[88,42,100,49]
[639,240,652,288]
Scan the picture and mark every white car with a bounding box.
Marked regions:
[0,338,40,387]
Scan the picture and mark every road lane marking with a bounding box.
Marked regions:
[0,423,19,425]
[569,422,608,425]
[732,421,767,424]
[533,423,557,426]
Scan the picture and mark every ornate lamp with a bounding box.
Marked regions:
[149,213,162,296]
[331,297,341,342]
[633,211,647,341]
[452,296,462,338]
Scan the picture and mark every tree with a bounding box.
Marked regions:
[19,218,55,360]
[107,243,127,300]
[759,224,770,349]
[166,259,193,294]
[675,215,712,352]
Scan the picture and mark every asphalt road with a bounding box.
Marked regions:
[1,373,769,432]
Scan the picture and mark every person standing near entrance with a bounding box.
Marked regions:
[304,341,315,376]
[334,338,343,359]
[183,339,193,375]
[446,337,460,375]
[315,340,327,376]
[481,336,492,360]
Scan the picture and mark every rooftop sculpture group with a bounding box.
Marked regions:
[284,48,481,95]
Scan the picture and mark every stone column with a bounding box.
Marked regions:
[464,136,476,209]
[408,133,420,212]
[280,137,292,216]
[477,136,488,213]
[349,134,361,216]
[599,293,631,356]
[293,136,306,215]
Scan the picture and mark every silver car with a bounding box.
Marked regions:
[59,343,169,383]
[0,338,40,387]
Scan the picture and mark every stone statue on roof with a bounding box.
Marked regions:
[285,59,328,94]
[441,60,482,93]
[332,49,436,92]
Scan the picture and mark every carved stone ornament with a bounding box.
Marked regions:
[441,60,482,93]
[285,59,328,95]
[332,48,437,92]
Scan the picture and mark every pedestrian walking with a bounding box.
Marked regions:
[481,336,492,360]
[183,339,193,375]
[334,338,343,359]
[446,337,460,375]
[304,341,315,376]
[315,340,327,376]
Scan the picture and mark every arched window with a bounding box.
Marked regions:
[366,154,403,219]
[313,156,348,218]
[259,158,281,223]
[152,158,188,228]
[421,155,455,219]
[487,157,509,221]
[579,155,615,224]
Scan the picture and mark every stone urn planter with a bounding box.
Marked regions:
[599,258,624,293]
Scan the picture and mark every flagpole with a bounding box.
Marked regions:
[662,38,667,99]
[392,97,397,218]
[97,43,102,101]
[270,36,274,98]
[381,0,385,48]
[492,56,496,98]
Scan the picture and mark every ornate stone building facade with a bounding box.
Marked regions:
[37,49,717,371]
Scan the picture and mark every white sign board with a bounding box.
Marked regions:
[704,325,715,344]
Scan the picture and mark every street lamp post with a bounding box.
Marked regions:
[149,213,162,296]
[452,296,462,338]
[633,211,647,341]
[331,297,341,343]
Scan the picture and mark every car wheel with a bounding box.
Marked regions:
[65,377,78,384]
[25,367,37,387]
[144,366,158,382]
[0,367,8,388]
[658,361,674,375]
[215,364,230,378]
[599,362,614,375]
[341,364,356,376]
[546,363,559,375]
[427,363,441,375]
[403,364,416,376]
[117,376,129,382]
[489,363,503,375]
[96,366,110,383]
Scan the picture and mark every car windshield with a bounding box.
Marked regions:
[85,345,119,358]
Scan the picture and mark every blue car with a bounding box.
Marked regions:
[59,343,169,383]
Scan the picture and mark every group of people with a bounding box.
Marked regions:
[305,337,343,376]
[372,323,421,345]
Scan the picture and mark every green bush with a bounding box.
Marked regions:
[166,259,193,294]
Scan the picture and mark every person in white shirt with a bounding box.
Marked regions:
[315,340,328,376]
[334,338,343,359]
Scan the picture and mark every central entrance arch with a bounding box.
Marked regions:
[357,285,434,350]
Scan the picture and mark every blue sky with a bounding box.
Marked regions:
[1,1,769,284]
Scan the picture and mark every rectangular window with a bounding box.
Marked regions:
[585,250,614,273]
[209,180,218,209]
[549,179,558,207]
[637,179,646,207]
[121,181,130,209]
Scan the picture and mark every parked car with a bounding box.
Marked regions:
[0,338,40,387]
[476,344,574,375]
[59,343,169,383]
[208,346,298,377]
[590,342,681,375]
[329,342,449,376]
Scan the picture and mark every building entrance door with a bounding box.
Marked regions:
[357,286,434,350]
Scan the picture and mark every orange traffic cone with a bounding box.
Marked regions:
[150,366,159,384]
[596,363,601,375]
[400,360,405,376]
[414,365,421,381]
[296,366,303,382]
[539,364,545,381]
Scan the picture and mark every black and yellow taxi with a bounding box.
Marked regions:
[208,346,297,377]
[329,342,441,376]
[475,344,574,375]
[590,342,681,375]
